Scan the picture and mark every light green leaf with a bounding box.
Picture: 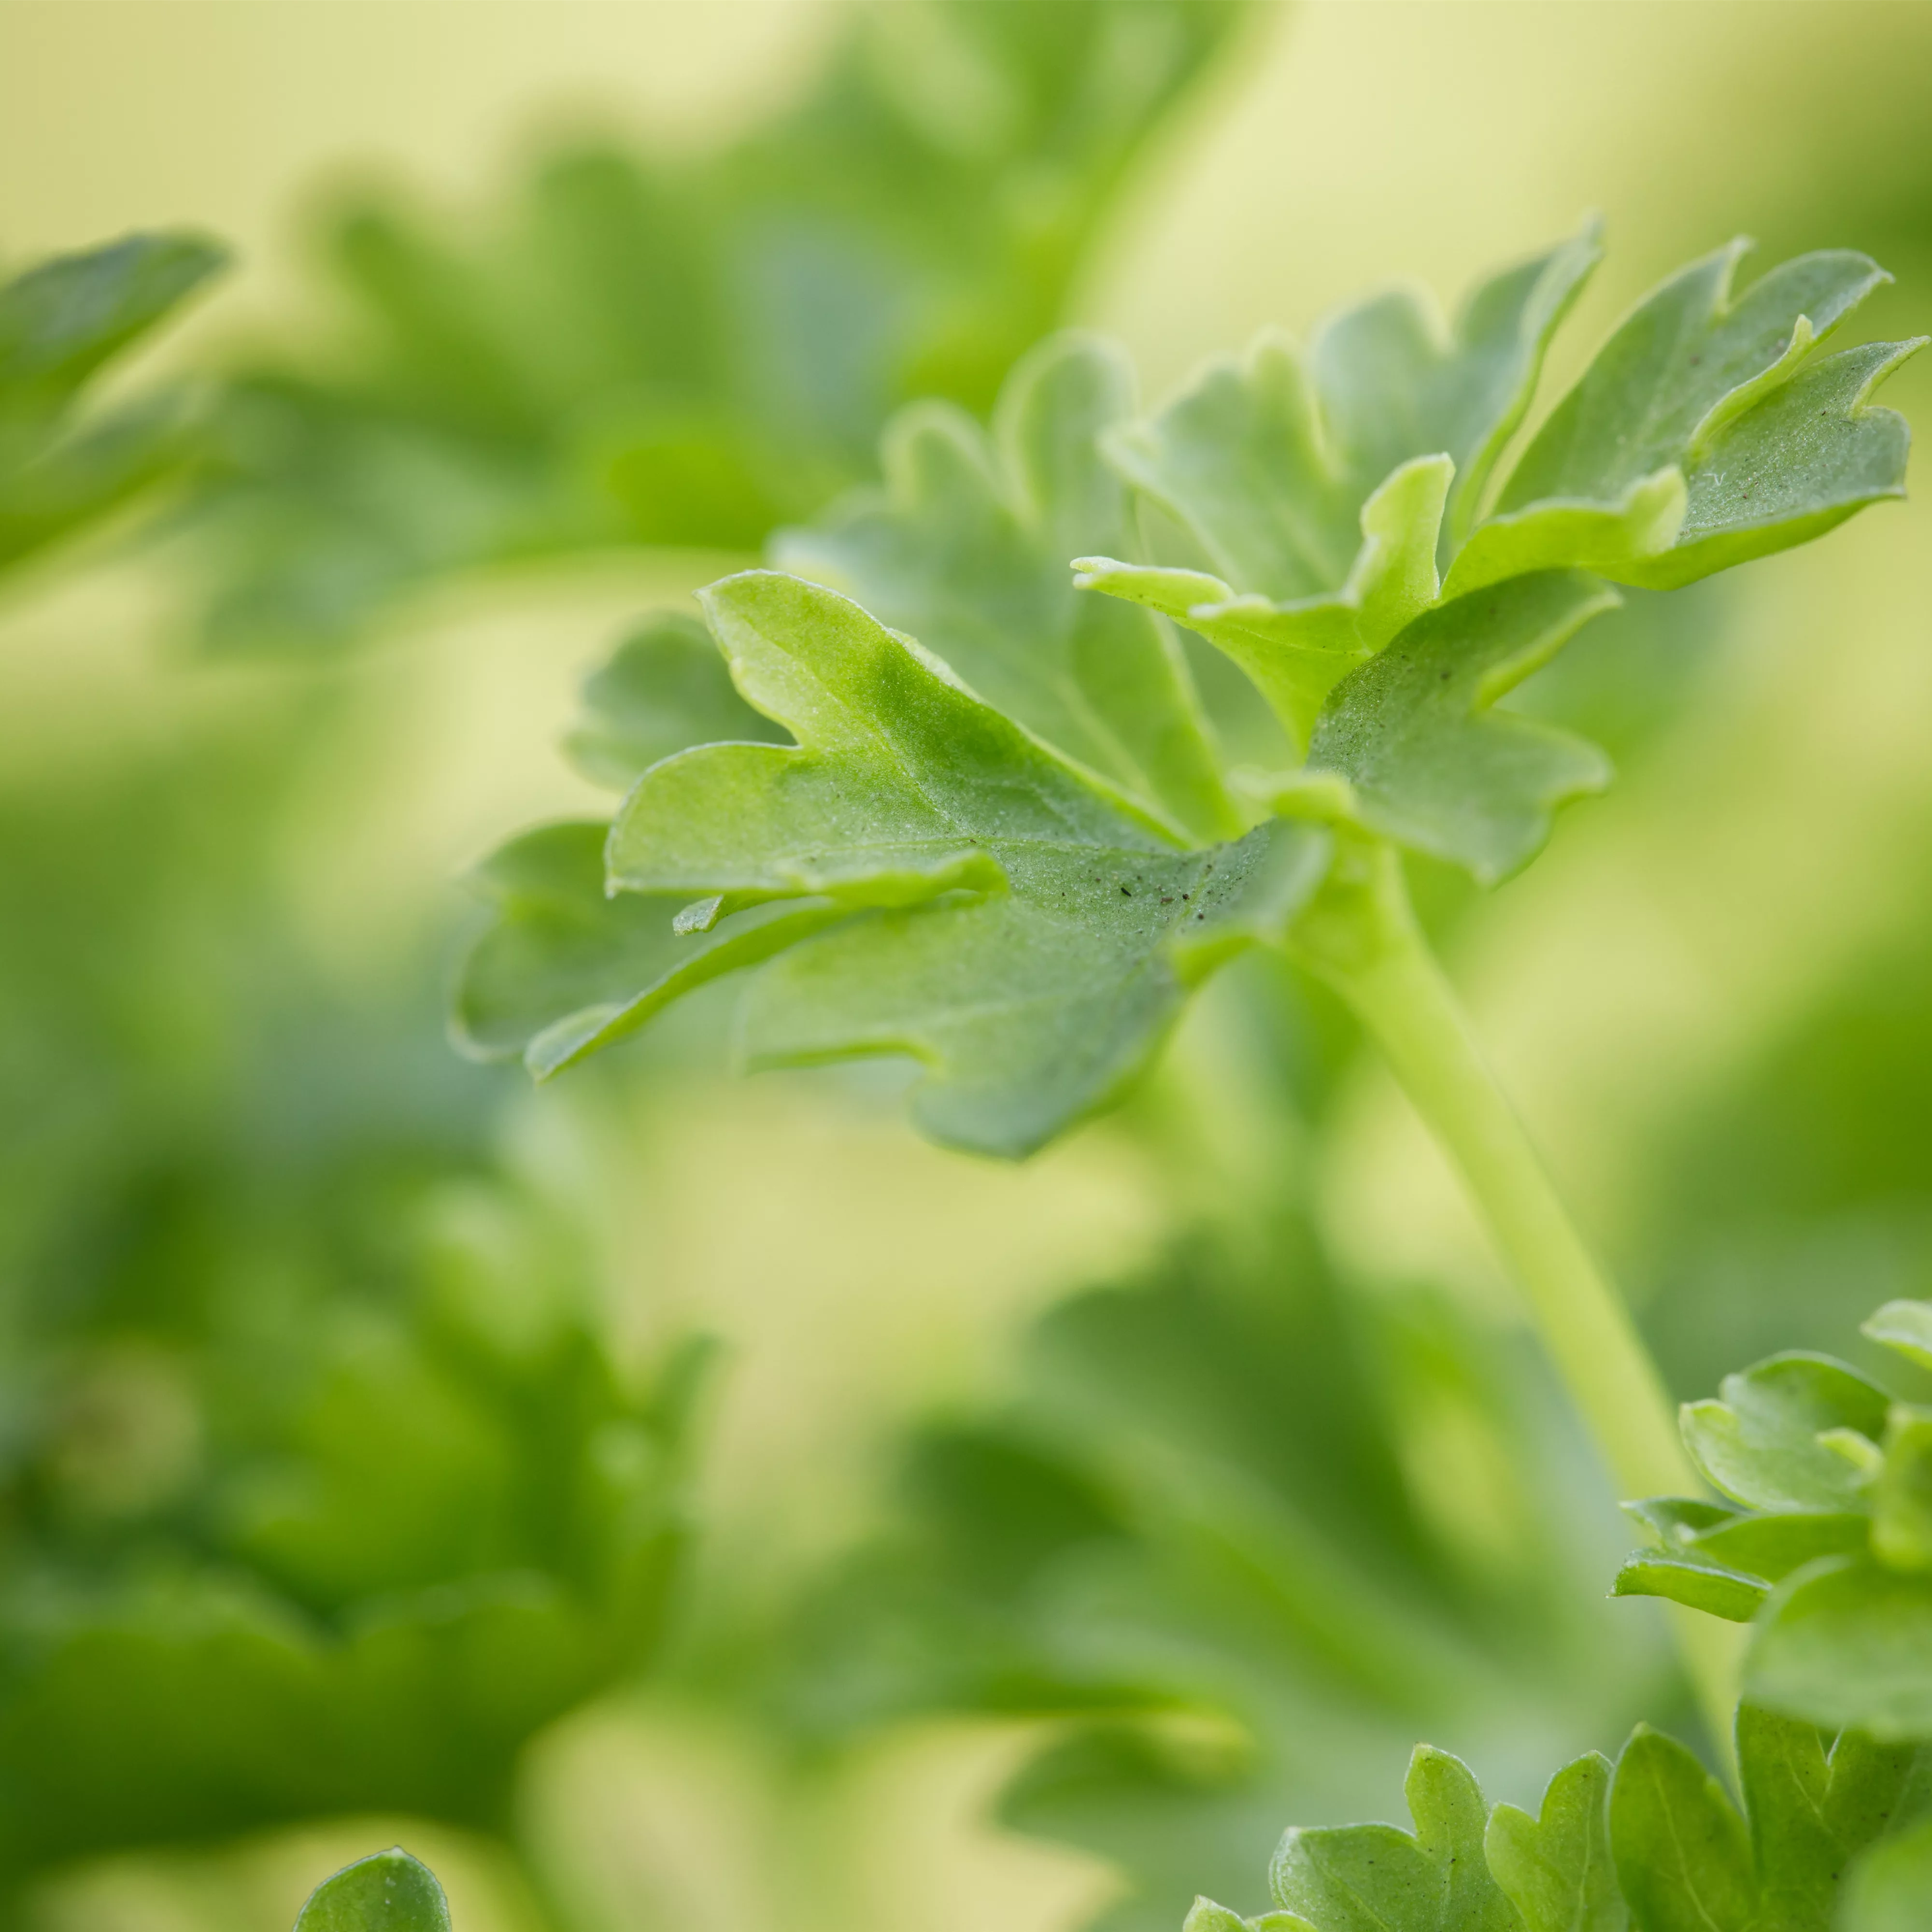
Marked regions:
[609,571,1327,1155]
[1186,1902,1318,1932]
[294,1849,452,1932]
[1621,1496,1745,1545]
[1691,1512,1872,1583]
[777,333,1237,840]
[0,232,227,420]
[1476,243,1918,592]
[1681,1355,1891,1514]
[1863,1303,1932,1375]
[1873,1408,1932,1574]
[1269,1744,1523,1932]
[1609,1726,1755,1932]
[1748,1557,1932,1742]
[1612,1550,1768,1622]
[453,821,843,1078]
[1485,1751,1623,1932]
[1736,1703,1928,1932]
[1084,225,1601,742]
[1288,571,1619,884]
[1841,1817,1932,1932]
[564,612,787,792]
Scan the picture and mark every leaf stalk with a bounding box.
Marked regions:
[1289,831,1740,1748]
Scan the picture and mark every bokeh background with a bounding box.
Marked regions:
[3,4,1932,1932]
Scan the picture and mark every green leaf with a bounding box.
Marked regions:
[0,233,228,574]
[1873,1407,1932,1573]
[0,232,227,421]
[1608,1726,1755,1932]
[1864,1303,1932,1375]
[1611,1550,1768,1622]
[1841,1817,1932,1932]
[1621,1496,1744,1544]
[1463,244,1920,594]
[1186,1903,1317,1932]
[1079,224,1600,744]
[1690,1510,1870,1582]
[1269,1745,1523,1932]
[606,571,1327,1155]
[1681,1354,1891,1513]
[1285,571,1619,884]
[1484,1751,1622,1932]
[563,612,787,792]
[1747,1557,1932,1742]
[1736,1703,1928,1932]
[453,821,843,1078]
[294,1849,452,1932]
[776,333,1237,840]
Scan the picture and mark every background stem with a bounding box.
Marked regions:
[1291,834,1740,1747]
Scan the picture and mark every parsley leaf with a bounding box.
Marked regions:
[295,1849,451,1932]
[777,333,1238,840]
[1468,245,1920,592]
[1269,1745,1522,1932]
[1073,223,1601,743]
[607,571,1325,1154]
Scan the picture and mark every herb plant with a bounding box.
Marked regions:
[461,224,1922,1752]
[181,0,1247,651]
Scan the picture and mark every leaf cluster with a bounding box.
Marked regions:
[0,232,226,576]
[1190,1705,1932,1932]
[1616,1300,1932,1745]
[461,227,1920,1158]
[181,0,1247,650]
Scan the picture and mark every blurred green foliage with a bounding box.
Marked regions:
[180,0,1249,652]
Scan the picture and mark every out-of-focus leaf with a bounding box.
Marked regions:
[563,611,788,793]
[605,572,1327,1155]
[183,0,1252,651]
[1872,1406,1932,1573]
[0,233,227,572]
[1747,1557,1932,1742]
[295,1848,451,1932]
[777,333,1237,839]
[1842,1817,1932,1932]
[1866,1302,1932,1375]
[1484,1751,1620,1932]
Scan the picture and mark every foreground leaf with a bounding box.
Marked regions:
[1608,1726,1754,1932]
[1738,1704,1927,1932]
[294,1849,451,1932]
[1269,1745,1521,1932]
[777,333,1237,839]
[453,822,843,1078]
[1282,570,1618,883]
[1484,1752,1621,1932]
[1078,224,1601,742]
[1680,1354,1889,1514]
[606,571,1326,1154]
[1462,244,1920,593]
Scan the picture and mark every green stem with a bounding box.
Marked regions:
[1290,833,1739,1746]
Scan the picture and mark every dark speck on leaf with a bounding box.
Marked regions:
[1121,884,1131,895]
[1160,896,1173,904]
